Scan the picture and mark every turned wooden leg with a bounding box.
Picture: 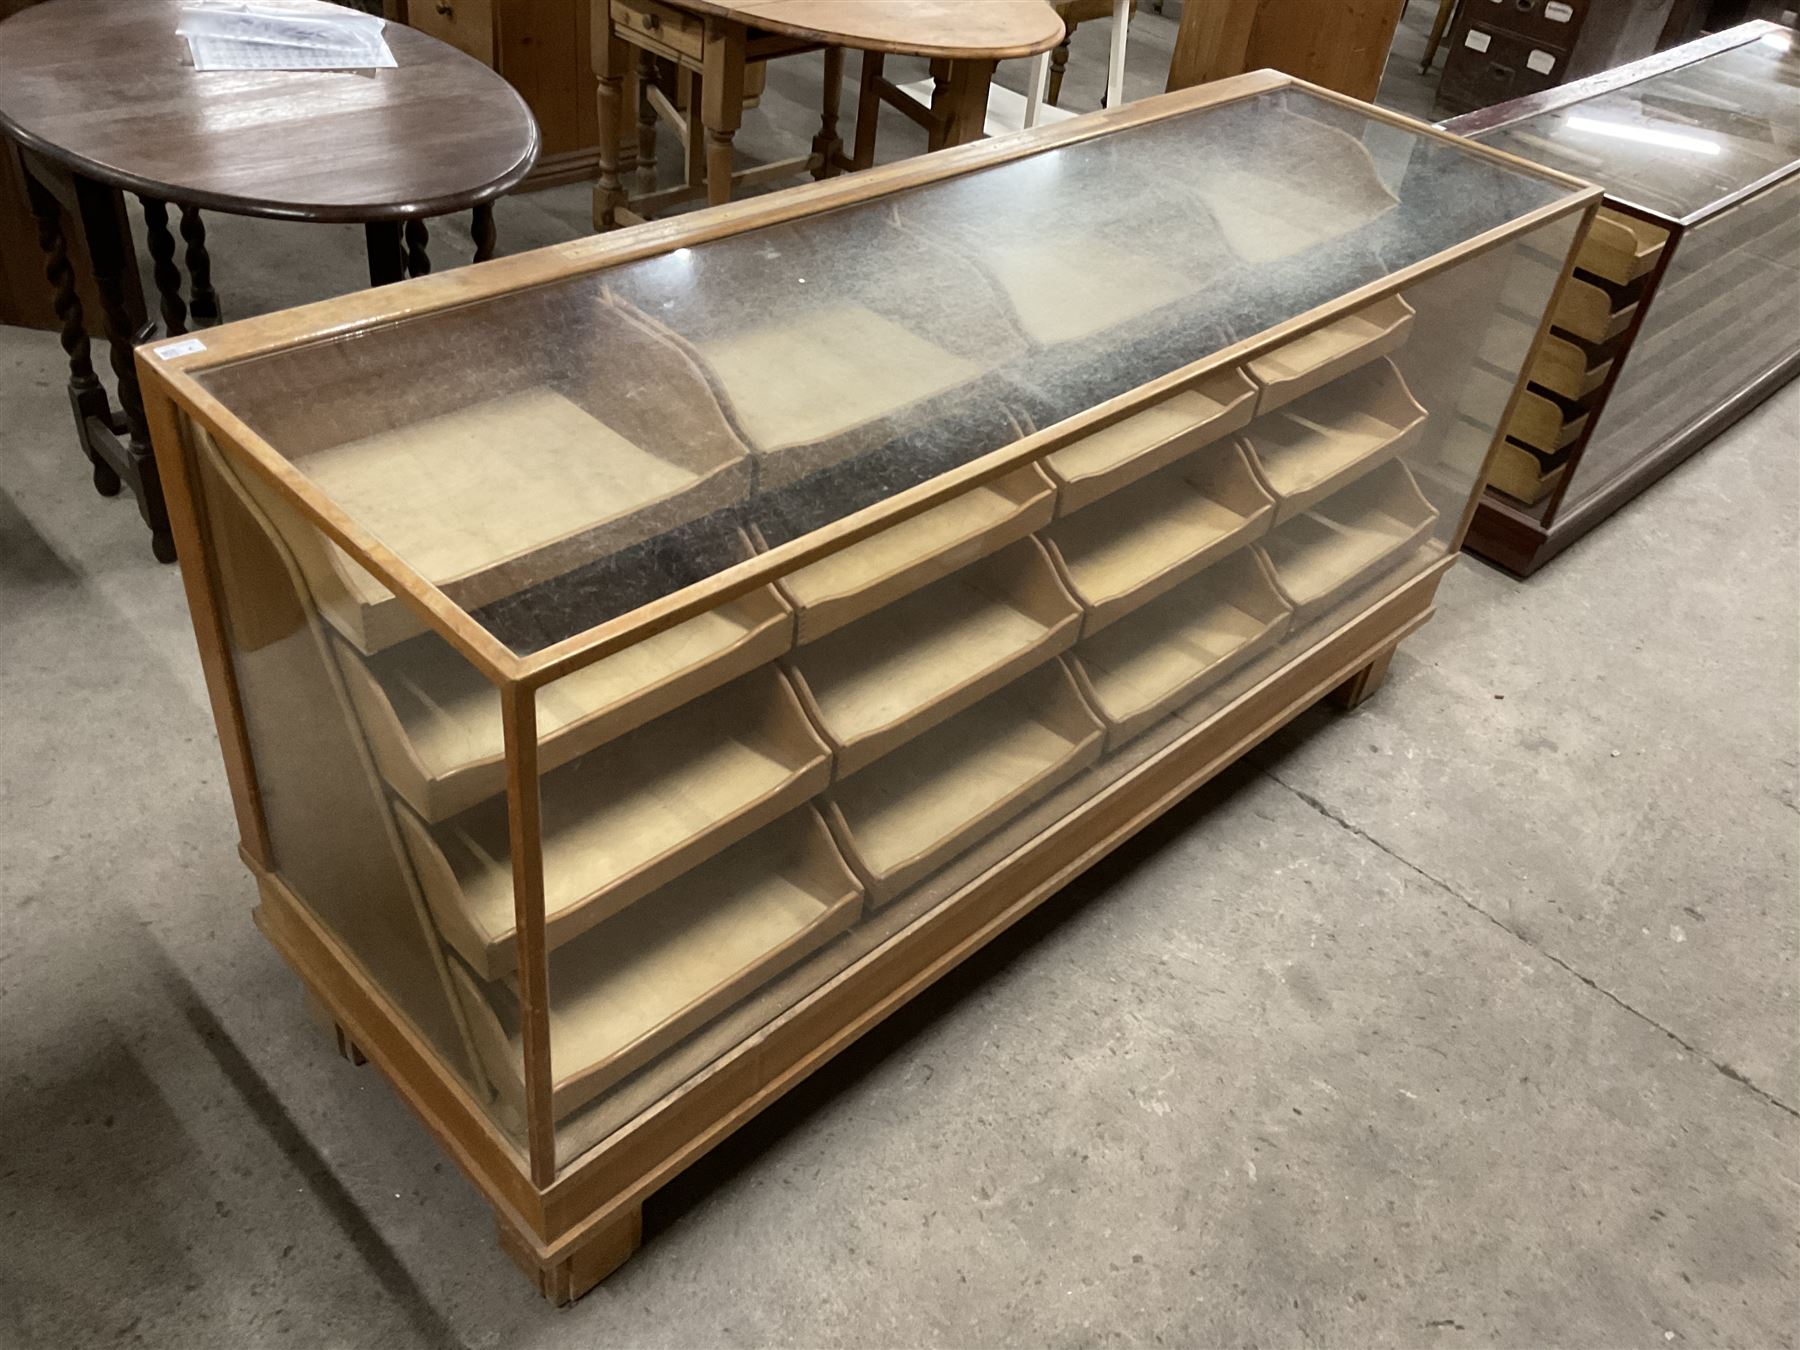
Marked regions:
[471,202,497,262]
[498,1205,644,1306]
[926,58,952,151]
[139,197,187,338]
[939,59,996,150]
[593,16,630,229]
[22,161,118,497]
[852,50,884,171]
[812,45,844,179]
[1329,645,1397,710]
[636,48,660,193]
[179,204,220,324]
[403,218,431,278]
[74,173,173,562]
[364,220,405,286]
[700,18,747,208]
[1047,33,1072,106]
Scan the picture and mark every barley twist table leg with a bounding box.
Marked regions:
[140,197,187,337]
[404,218,431,278]
[179,204,220,324]
[472,203,497,263]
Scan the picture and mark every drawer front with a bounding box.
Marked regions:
[1440,23,1568,110]
[1462,0,1588,50]
[407,0,495,66]
[612,0,706,64]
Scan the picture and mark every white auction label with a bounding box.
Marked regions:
[1464,29,1492,51]
[1526,48,1558,73]
[152,337,207,359]
[1545,1,1574,20]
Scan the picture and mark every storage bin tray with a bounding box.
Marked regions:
[336,573,793,824]
[397,667,832,979]
[1508,388,1589,455]
[1247,295,1415,413]
[1068,548,1293,753]
[1240,358,1428,522]
[1524,333,1613,403]
[786,537,1080,779]
[1257,461,1439,619]
[824,659,1105,906]
[449,806,862,1121]
[1042,367,1258,516]
[1576,209,1667,287]
[761,463,1056,645]
[1041,439,1276,636]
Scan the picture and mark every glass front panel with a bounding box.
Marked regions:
[191,86,1571,658]
[1559,173,1800,512]
[1474,31,1800,223]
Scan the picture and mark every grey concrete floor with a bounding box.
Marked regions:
[3,10,1798,1348]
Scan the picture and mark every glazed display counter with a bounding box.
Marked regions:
[140,72,1594,1301]
[1446,22,1800,576]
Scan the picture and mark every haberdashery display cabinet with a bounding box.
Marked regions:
[1446,21,1799,576]
[139,71,1595,1302]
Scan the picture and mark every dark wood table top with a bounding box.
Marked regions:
[0,0,539,222]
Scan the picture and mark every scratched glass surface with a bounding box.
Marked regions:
[1473,31,1800,223]
[195,86,1576,657]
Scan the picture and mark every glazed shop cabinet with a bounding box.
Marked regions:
[140,72,1594,1302]
[1445,22,1800,576]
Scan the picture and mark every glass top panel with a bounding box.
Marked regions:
[195,87,1575,658]
[1472,32,1800,221]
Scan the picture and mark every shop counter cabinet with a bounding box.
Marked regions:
[139,71,1595,1302]
[1444,21,1800,577]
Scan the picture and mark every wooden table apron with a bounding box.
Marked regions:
[0,0,539,561]
[592,0,1064,227]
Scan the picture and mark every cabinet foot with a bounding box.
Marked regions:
[1328,645,1396,710]
[499,1204,643,1306]
[303,990,367,1066]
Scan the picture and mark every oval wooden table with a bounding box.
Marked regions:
[594,0,1064,227]
[0,0,540,561]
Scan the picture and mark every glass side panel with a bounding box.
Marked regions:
[1473,32,1800,222]
[1558,172,1800,513]
[192,86,1573,657]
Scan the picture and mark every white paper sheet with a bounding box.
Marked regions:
[177,2,395,71]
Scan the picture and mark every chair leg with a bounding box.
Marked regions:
[1046,30,1072,106]
[1105,0,1130,109]
[812,46,845,178]
[1420,0,1459,74]
[1024,50,1051,127]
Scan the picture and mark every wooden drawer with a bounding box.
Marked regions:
[1440,23,1567,110]
[612,0,706,64]
[1576,208,1668,287]
[1528,333,1613,402]
[1554,274,1637,345]
[1258,462,1439,620]
[1507,387,1589,455]
[408,0,495,66]
[1247,296,1415,414]
[1460,0,1588,50]
[1487,439,1567,505]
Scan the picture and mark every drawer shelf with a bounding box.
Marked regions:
[762,463,1056,645]
[397,668,832,979]
[786,538,1080,779]
[336,581,793,824]
[451,806,862,1122]
[1067,549,1293,752]
[1576,209,1667,287]
[1041,440,1276,636]
[1042,367,1258,515]
[824,659,1105,906]
[1258,461,1439,618]
[1240,358,1428,522]
[1487,439,1567,505]
[1527,333,1613,403]
[1247,295,1415,412]
[1508,388,1590,455]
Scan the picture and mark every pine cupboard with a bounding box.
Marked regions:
[138,72,1596,1302]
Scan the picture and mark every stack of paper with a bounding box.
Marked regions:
[176,1,396,71]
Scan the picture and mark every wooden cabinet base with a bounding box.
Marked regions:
[258,558,1448,1303]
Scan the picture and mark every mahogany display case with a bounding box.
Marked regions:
[138,72,1595,1301]
[1447,21,1799,576]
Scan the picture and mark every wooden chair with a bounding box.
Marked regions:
[1027,0,1136,124]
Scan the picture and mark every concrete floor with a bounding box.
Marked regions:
[2,9,1798,1348]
